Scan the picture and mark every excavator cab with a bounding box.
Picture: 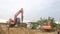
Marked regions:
[16,18,20,26]
[9,18,20,27]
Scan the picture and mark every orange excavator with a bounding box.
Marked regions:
[41,21,52,31]
[9,8,23,27]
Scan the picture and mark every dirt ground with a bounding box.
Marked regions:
[0,25,57,34]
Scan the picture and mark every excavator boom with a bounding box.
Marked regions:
[14,8,23,24]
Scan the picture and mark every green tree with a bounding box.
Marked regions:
[37,17,48,25]
[31,17,48,29]
[31,17,57,29]
[31,24,38,29]
[48,17,57,28]
[57,24,60,29]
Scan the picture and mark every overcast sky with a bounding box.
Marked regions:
[0,0,60,21]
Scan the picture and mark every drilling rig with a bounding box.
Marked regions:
[8,8,23,27]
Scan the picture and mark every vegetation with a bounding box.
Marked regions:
[19,17,60,31]
[19,23,27,28]
[31,24,38,29]
[57,24,60,29]
[31,17,57,30]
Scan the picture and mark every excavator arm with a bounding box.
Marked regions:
[14,8,23,24]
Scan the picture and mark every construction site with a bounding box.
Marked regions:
[0,8,57,34]
[0,0,60,34]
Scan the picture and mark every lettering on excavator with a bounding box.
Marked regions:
[9,8,23,27]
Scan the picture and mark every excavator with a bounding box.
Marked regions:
[8,8,23,27]
[41,20,52,31]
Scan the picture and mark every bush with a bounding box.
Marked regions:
[19,23,27,28]
[31,24,38,29]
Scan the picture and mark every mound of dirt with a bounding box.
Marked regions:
[0,26,57,34]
